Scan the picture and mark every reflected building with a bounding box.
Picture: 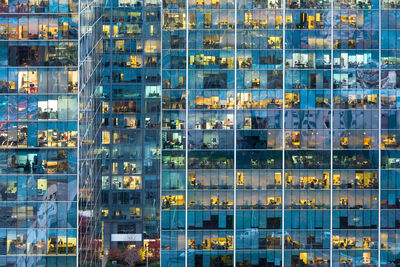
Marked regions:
[78,0,103,264]
[0,0,102,264]
[161,0,400,266]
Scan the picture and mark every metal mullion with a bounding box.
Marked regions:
[185,0,189,265]
[378,0,382,265]
[159,0,163,265]
[330,0,334,265]
[233,0,237,263]
[282,0,285,265]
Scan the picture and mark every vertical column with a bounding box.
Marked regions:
[233,0,237,262]
[159,2,163,265]
[161,0,187,263]
[284,0,332,265]
[331,0,380,265]
[141,0,162,248]
[101,0,162,253]
[378,0,381,265]
[330,0,334,265]
[235,0,284,265]
[101,0,112,251]
[380,0,400,265]
[78,0,104,260]
[282,0,286,265]
[186,0,236,265]
[185,0,189,264]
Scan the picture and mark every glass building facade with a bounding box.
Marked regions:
[160,0,400,266]
[101,0,161,252]
[0,0,102,264]
[78,0,103,263]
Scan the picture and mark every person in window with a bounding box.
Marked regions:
[24,159,31,174]
[0,183,6,201]
[9,240,16,254]
[49,238,56,253]
[10,155,17,169]
[37,160,45,174]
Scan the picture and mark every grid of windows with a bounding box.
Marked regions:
[332,0,380,265]
[161,0,400,266]
[285,0,332,265]
[78,0,103,263]
[381,0,400,266]
[0,0,102,263]
[0,0,79,264]
[101,0,161,252]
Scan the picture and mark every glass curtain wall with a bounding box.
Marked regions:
[101,0,161,253]
[78,0,103,263]
[161,0,400,266]
[236,0,283,265]
[332,0,380,265]
[0,0,102,264]
[161,0,187,263]
[381,0,400,265]
[285,0,331,265]
[186,0,236,264]
[0,0,80,265]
